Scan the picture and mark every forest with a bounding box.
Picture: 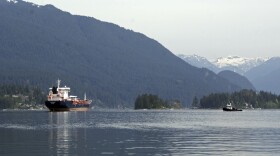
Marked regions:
[0,84,45,109]
[194,90,280,109]
[134,94,182,109]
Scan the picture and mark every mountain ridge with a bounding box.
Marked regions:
[177,54,219,72]
[245,57,280,94]
[178,54,280,94]
[213,56,268,74]
[218,70,255,91]
[178,54,269,74]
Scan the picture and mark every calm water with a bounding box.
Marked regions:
[0,109,279,156]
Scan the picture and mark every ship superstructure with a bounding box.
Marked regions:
[45,79,91,111]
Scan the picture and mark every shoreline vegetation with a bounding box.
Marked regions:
[134,94,182,110]
[0,84,279,110]
[193,89,280,109]
[0,84,45,110]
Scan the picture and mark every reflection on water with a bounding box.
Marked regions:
[0,110,280,155]
[49,112,71,155]
[48,112,87,156]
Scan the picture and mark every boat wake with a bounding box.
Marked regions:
[0,124,36,130]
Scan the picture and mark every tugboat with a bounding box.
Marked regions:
[45,79,92,111]
[223,102,242,111]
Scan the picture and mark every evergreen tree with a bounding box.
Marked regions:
[0,84,45,109]
[134,94,178,109]
[192,96,199,108]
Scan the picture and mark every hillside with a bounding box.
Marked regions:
[245,57,280,94]
[0,0,241,107]
[218,70,255,90]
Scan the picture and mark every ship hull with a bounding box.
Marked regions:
[45,101,90,112]
[223,107,242,111]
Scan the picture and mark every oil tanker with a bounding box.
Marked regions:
[45,80,92,111]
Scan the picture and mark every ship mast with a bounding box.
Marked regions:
[57,79,61,88]
[84,93,86,100]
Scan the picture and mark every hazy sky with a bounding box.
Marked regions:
[24,0,280,59]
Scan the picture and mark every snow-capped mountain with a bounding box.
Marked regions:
[179,54,280,93]
[178,54,268,75]
[5,0,41,7]
[177,54,219,72]
[213,56,268,74]
[6,0,18,3]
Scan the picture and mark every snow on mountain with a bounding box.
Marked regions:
[6,0,18,3]
[178,54,269,75]
[5,0,41,7]
[177,54,219,72]
[177,54,209,67]
[213,56,268,74]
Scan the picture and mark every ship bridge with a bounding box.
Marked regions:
[48,79,72,101]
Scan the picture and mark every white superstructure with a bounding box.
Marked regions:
[47,79,79,101]
[225,102,233,110]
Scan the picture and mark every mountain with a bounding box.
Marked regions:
[0,0,242,107]
[179,54,280,94]
[213,56,267,75]
[177,54,219,72]
[218,70,255,90]
[245,57,280,94]
[178,55,267,75]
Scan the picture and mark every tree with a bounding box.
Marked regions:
[192,96,199,108]
[134,94,168,109]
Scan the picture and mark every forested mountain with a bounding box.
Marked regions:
[0,0,241,108]
[218,70,255,90]
[245,57,280,94]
